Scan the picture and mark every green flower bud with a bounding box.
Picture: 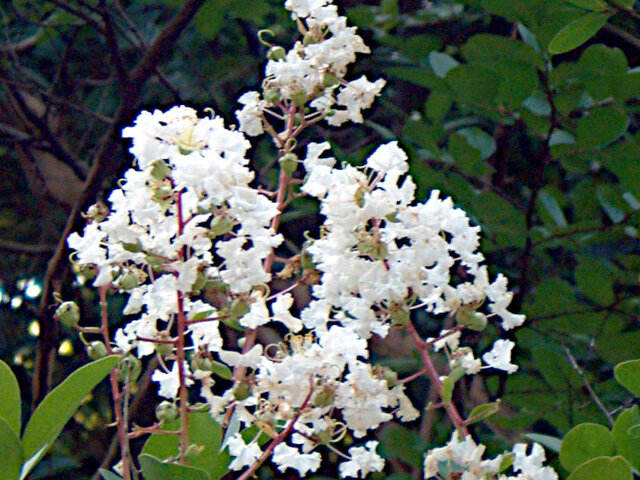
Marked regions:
[117,355,142,383]
[230,298,249,321]
[389,306,409,327]
[291,88,307,107]
[267,45,286,61]
[322,71,340,88]
[55,301,80,328]
[150,160,172,181]
[263,87,281,104]
[87,341,108,360]
[156,401,179,422]
[300,250,315,270]
[85,202,109,222]
[116,270,138,291]
[209,215,234,238]
[233,382,252,401]
[354,187,366,208]
[279,152,298,176]
[191,354,213,372]
[313,386,336,407]
[456,309,488,332]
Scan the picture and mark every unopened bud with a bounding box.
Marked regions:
[233,382,252,401]
[209,215,234,238]
[279,152,298,176]
[291,89,307,107]
[456,310,488,332]
[155,332,174,357]
[117,355,141,383]
[87,341,108,360]
[150,160,172,181]
[267,45,286,61]
[156,401,178,422]
[322,72,340,88]
[55,301,80,328]
[116,270,138,291]
[263,87,281,104]
[313,386,336,407]
[191,354,213,372]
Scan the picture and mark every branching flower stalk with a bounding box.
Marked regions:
[63,1,561,479]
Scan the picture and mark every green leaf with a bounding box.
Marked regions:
[609,0,635,8]
[596,184,628,223]
[139,454,211,480]
[466,401,501,426]
[615,360,640,398]
[425,90,453,122]
[524,433,562,453]
[575,256,615,306]
[462,34,544,69]
[612,406,640,470]
[560,423,615,472]
[456,127,496,160]
[379,425,427,468]
[0,360,22,435]
[428,51,459,78]
[566,456,632,480]
[446,65,499,106]
[385,67,448,91]
[576,107,629,149]
[98,469,123,480]
[0,418,23,480]
[565,0,608,11]
[142,412,229,480]
[548,12,613,54]
[537,188,568,227]
[20,355,119,480]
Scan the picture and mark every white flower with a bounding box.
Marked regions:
[272,293,303,332]
[151,361,194,399]
[482,339,518,374]
[339,441,385,478]
[236,91,265,136]
[272,443,321,476]
[228,434,262,470]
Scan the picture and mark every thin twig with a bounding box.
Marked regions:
[563,345,614,428]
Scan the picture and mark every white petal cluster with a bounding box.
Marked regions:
[424,433,558,480]
[301,141,524,340]
[235,0,384,135]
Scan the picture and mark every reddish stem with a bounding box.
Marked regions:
[406,318,469,436]
[99,286,132,480]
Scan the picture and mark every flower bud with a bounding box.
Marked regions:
[279,152,298,176]
[233,382,252,401]
[456,309,488,332]
[267,45,286,61]
[230,298,249,321]
[117,355,142,383]
[55,301,80,328]
[150,160,172,181]
[156,401,179,422]
[154,332,174,357]
[87,341,108,360]
[115,269,138,291]
[85,202,109,222]
[313,385,336,407]
[191,354,213,372]
[263,87,281,104]
[209,215,234,238]
[322,72,340,88]
[291,89,307,107]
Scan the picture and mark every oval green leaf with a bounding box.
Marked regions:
[0,417,23,480]
[466,401,501,426]
[548,12,613,54]
[615,360,640,398]
[612,405,640,471]
[0,360,22,435]
[139,453,211,480]
[560,423,615,472]
[565,0,608,11]
[20,355,119,480]
[566,456,632,480]
[576,107,629,149]
[99,469,123,480]
[142,412,229,480]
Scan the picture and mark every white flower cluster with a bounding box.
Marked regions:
[300,140,523,374]
[65,1,556,479]
[236,0,385,136]
[423,432,558,480]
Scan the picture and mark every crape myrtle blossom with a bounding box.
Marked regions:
[65,1,558,478]
[235,0,385,136]
[423,432,558,480]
